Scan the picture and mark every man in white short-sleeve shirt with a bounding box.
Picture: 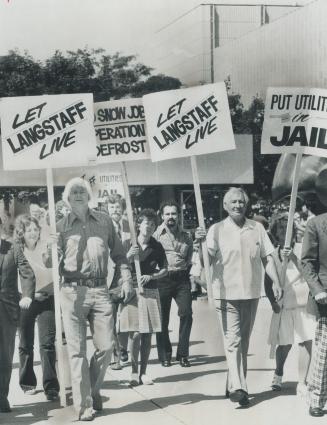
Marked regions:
[205,188,282,407]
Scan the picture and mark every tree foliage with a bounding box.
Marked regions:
[0,53,280,204]
[132,74,182,97]
[225,77,280,200]
[0,48,182,207]
[0,48,181,101]
[0,50,44,96]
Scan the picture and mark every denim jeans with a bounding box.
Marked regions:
[60,285,114,416]
[19,295,59,393]
[156,277,193,361]
[216,298,259,393]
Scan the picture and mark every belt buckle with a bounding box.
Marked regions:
[62,281,76,287]
[84,279,93,288]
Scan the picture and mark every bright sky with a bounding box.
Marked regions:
[0,0,312,71]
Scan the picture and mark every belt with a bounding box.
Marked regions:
[167,270,189,280]
[63,278,106,288]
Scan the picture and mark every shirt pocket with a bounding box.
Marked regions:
[92,225,109,242]
[248,234,260,259]
[173,241,189,258]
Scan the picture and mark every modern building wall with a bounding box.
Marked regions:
[150,3,301,88]
[213,0,325,106]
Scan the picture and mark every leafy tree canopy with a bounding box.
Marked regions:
[0,48,182,209]
[225,77,280,201]
[0,54,279,205]
[0,47,182,101]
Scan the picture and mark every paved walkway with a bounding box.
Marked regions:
[4,297,324,424]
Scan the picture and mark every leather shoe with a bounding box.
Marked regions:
[179,357,191,367]
[161,360,171,367]
[309,407,324,417]
[0,398,11,413]
[120,349,128,363]
[238,393,250,408]
[46,389,59,401]
[229,389,247,403]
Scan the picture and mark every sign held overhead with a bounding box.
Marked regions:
[0,93,97,170]
[94,98,150,163]
[143,82,235,162]
[262,87,327,157]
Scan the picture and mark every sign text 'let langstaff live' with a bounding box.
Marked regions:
[153,95,218,150]
[6,101,87,159]
[0,94,96,170]
[143,82,235,162]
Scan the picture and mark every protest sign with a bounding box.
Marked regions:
[262,87,327,157]
[0,93,96,170]
[80,170,124,203]
[143,82,235,162]
[96,172,124,198]
[261,87,311,292]
[143,82,236,302]
[94,98,148,291]
[94,98,150,163]
[0,93,98,406]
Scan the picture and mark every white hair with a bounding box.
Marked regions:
[62,177,94,208]
[223,187,249,206]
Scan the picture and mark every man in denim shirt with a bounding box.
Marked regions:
[55,178,133,421]
[154,200,193,368]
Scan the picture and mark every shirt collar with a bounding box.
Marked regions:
[225,216,255,230]
[157,222,182,236]
[112,219,122,230]
[68,208,100,225]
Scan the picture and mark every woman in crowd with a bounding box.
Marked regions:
[266,213,316,396]
[15,214,59,400]
[118,208,167,385]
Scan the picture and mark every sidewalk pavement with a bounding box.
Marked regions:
[5,296,323,425]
